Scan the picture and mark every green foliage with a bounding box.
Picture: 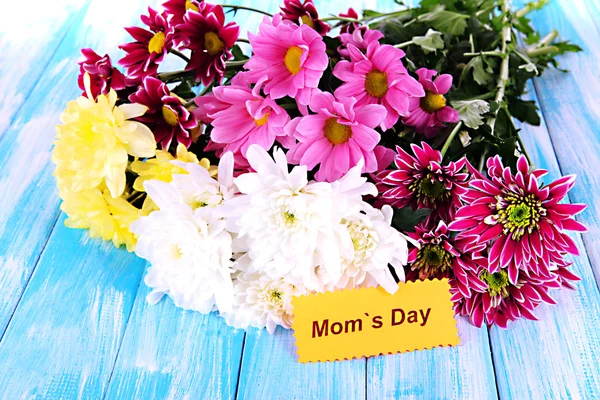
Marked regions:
[373,0,579,172]
[392,207,433,232]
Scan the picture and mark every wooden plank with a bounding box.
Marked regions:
[368,318,498,399]
[514,0,600,285]
[0,215,147,399]
[0,0,154,397]
[0,0,90,138]
[488,76,600,397]
[0,0,93,340]
[236,329,366,400]
[104,284,245,399]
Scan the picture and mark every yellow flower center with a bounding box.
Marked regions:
[300,15,315,28]
[324,117,352,145]
[185,0,199,12]
[254,112,270,126]
[365,69,388,98]
[420,91,447,113]
[204,31,224,56]
[284,46,304,75]
[148,31,166,54]
[162,106,179,126]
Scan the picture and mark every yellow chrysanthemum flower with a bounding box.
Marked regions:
[53,87,156,198]
[130,143,217,192]
[59,184,141,252]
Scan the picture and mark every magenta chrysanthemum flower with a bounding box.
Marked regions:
[338,8,359,34]
[451,263,561,328]
[333,42,425,129]
[285,91,386,182]
[163,0,203,26]
[407,221,488,299]
[244,14,328,106]
[129,76,197,149]
[338,27,383,58]
[449,155,586,284]
[178,3,239,86]
[280,0,330,35]
[376,142,469,224]
[402,68,459,138]
[194,74,292,160]
[77,49,126,99]
[119,7,173,83]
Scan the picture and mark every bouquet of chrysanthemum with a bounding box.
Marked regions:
[52,0,587,333]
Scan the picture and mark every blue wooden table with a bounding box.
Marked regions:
[1,0,599,398]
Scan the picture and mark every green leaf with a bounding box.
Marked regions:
[461,55,497,86]
[508,98,541,126]
[171,81,195,99]
[391,207,432,232]
[231,44,248,61]
[554,41,583,55]
[419,6,469,36]
[453,99,491,128]
[363,9,384,17]
[412,29,445,54]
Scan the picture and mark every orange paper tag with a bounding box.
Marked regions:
[291,279,459,362]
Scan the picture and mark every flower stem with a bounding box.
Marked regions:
[225,59,248,68]
[480,0,512,171]
[516,133,533,166]
[321,16,360,23]
[441,121,463,158]
[526,46,559,57]
[158,69,195,82]
[236,38,250,44]
[221,4,272,17]
[170,49,190,63]
[394,40,414,49]
[463,51,506,57]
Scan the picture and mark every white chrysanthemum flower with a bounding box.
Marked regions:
[148,152,236,214]
[224,145,349,287]
[315,204,414,294]
[222,261,307,334]
[129,153,237,313]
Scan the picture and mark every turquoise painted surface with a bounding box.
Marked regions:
[0,0,599,399]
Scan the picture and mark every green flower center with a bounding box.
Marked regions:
[412,243,453,279]
[409,174,450,207]
[496,192,545,240]
[480,269,510,298]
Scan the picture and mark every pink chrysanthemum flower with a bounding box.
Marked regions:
[285,91,386,182]
[333,42,425,130]
[451,263,561,328]
[163,0,203,26]
[129,76,198,149]
[119,7,173,83]
[338,27,383,58]
[376,142,469,224]
[449,155,586,284]
[244,14,328,106]
[280,0,330,35]
[194,74,292,160]
[402,68,459,138]
[407,221,488,299]
[178,3,239,86]
[78,49,127,99]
